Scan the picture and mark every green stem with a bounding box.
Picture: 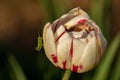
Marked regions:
[62,70,72,80]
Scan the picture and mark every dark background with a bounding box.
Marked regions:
[0,0,120,80]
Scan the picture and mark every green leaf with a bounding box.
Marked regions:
[90,0,111,39]
[92,32,120,80]
[52,0,67,18]
[35,35,43,52]
[39,0,56,22]
[90,0,104,28]
[110,50,120,80]
[7,54,27,80]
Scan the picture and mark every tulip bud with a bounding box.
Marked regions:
[43,7,107,73]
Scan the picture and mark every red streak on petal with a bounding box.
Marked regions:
[95,27,98,33]
[77,19,86,24]
[72,65,78,72]
[54,20,61,33]
[79,64,83,69]
[62,60,67,69]
[51,54,58,63]
[89,28,95,31]
[55,31,66,43]
[70,38,74,61]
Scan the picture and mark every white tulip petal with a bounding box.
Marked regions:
[54,25,71,43]
[43,23,58,66]
[97,33,107,57]
[88,20,102,34]
[75,37,99,73]
[68,7,90,19]
[71,39,86,72]
[57,38,72,69]
[60,14,68,18]
[64,16,87,29]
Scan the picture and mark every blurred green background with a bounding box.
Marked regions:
[0,0,120,80]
